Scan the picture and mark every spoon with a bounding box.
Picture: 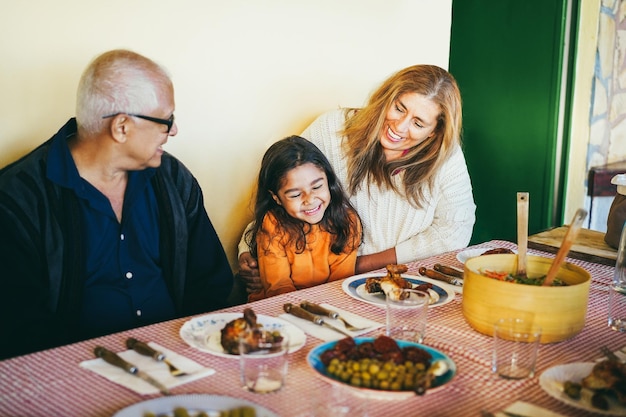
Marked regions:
[516,192,529,277]
[542,208,588,286]
[414,360,448,395]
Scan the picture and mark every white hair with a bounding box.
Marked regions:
[76,49,172,137]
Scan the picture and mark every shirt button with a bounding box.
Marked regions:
[126,272,133,279]
[120,233,125,240]
[136,310,142,317]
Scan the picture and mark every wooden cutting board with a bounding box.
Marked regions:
[528,226,617,266]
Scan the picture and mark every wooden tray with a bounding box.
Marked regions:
[528,226,617,266]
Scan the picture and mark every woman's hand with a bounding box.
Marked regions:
[238,252,263,293]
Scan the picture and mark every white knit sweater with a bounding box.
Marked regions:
[300,109,476,264]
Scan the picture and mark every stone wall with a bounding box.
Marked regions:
[587,0,626,230]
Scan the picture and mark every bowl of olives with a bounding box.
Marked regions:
[306,336,456,400]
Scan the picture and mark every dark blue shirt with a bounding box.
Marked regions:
[47,135,176,338]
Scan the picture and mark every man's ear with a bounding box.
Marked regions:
[109,114,129,143]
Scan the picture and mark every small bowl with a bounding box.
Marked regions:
[462,254,591,343]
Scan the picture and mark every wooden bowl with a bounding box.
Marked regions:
[462,254,590,343]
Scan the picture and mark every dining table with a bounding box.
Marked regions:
[0,239,624,417]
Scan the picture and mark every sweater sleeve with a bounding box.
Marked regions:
[0,192,73,359]
[257,214,298,297]
[395,146,476,263]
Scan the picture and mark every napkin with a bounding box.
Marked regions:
[80,342,215,395]
[494,401,566,417]
[279,303,383,341]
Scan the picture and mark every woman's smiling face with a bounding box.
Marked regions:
[379,92,440,161]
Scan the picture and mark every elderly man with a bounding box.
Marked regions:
[0,50,233,359]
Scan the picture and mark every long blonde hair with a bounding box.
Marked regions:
[342,65,462,207]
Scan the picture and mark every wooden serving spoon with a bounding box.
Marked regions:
[542,208,588,286]
[516,192,529,277]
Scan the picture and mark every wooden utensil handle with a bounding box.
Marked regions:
[543,208,588,286]
[94,346,136,373]
[300,301,338,319]
[419,267,459,285]
[284,303,323,325]
[433,264,464,278]
[517,192,529,276]
[126,338,164,361]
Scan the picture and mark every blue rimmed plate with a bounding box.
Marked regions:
[307,337,456,400]
[179,313,306,358]
[113,394,279,417]
[341,273,455,308]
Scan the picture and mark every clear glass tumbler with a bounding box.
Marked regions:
[608,224,626,331]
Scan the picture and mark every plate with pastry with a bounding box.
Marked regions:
[179,308,306,358]
[342,264,455,308]
[539,360,626,415]
[456,246,516,264]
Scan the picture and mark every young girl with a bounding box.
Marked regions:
[245,135,362,301]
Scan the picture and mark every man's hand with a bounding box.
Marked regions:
[238,252,263,293]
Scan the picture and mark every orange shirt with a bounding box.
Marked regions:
[249,211,361,302]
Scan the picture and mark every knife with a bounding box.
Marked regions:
[283,303,353,337]
[94,346,171,395]
[418,267,463,286]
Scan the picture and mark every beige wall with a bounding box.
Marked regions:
[1,0,453,270]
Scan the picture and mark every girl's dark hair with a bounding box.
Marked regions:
[245,135,361,257]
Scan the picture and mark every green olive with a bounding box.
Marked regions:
[173,407,191,417]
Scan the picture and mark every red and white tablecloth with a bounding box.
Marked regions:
[0,240,621,417]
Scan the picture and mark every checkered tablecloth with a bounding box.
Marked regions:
[0,240,621,417]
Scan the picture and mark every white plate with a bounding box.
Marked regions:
[456,246,517,263]
[539,362,626,416]
[307,338,456,400]
[341,273,455,308]
[113,394,279,417]
[179,312,306,358]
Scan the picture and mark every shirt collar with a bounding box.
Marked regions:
[46,118,156,196]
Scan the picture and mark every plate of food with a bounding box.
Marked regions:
[307,336,456,400]
[456,246,515,264]
[539,361,626,415]
[341,265,454,308]
[179,308,306,358]
[112,394,279,417]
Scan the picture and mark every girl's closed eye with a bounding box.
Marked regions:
[274,163,331,225]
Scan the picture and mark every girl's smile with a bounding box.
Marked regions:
[272,162,331,225]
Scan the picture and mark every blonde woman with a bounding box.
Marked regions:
[239,65,475,293]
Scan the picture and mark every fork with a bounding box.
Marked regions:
[299,301,368,331]
[601,345,621,362]
[126,337,188,377]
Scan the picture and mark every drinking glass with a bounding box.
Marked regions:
[608,224,626,331]
[239,332,289,393]
[385,288,429,343]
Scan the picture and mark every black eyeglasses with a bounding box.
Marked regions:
[102,112,175,133]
